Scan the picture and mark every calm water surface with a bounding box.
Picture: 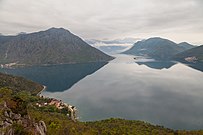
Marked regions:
[1,55,203,130]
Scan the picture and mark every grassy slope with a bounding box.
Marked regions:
[29,109,203,135]
[0,72,43,95]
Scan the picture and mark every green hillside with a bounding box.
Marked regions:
[0,72,43,95]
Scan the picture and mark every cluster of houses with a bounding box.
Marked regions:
[185,56,198,63]
[0,63,17,68]
[35,96,78,122]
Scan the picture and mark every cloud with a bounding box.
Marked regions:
[0,0,203,44]
[86,38,141,45]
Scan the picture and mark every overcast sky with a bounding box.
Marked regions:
[0,0,203,45]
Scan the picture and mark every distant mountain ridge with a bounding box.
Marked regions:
[173,45,203,63]
[123,37,195,60]
[98,46,128,54]
[86,38,135,54]
[0,28,113,66]
[86,38,139,45]
[178,42,194,50]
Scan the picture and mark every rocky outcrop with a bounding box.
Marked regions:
[35,121,47,135]
[0,102,47,135]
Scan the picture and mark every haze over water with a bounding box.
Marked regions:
[1,55,203,130]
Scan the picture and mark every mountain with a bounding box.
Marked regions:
[0,35,13,44]
[178,42,195,50]
[86,38,136,54]
[0,28,113,66]
[123,37,194,60]
[173,45,203,63]
[97,46,128,54]
[86,38,140,45]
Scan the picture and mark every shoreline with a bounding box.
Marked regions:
[34,77,202,130]
[34,84,202,131]
[37,85,47,96]
[36,85,78,122]
[0,59,114,69]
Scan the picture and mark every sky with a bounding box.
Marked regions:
[0,0,203,45]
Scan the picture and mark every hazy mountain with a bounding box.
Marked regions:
[97,46,128,54]
[178,42,195,50]
[123,37,194,60]
[173,45,203,63]
[0,28,113,66]
[86,38,136,54]
[86,38,140,45]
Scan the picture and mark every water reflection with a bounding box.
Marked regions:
[185,62,203,72]
[135,58,203,72]
[42,55,203,130]
[0,62,108,92]
[135,61,176,69]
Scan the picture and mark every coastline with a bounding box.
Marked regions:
[0,59,114,69]
[37,85,47,96]
[36,85,78,122]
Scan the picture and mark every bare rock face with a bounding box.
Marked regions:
[0,102,47,135]
[35,121,47,135]
[39,121,47,133]
[4,111,9,118]
[7,128,14,135]
[13,114,21,120]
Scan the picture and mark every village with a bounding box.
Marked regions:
[0,63,17,68]
[184,56,198,63]
[35,93,78,122]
